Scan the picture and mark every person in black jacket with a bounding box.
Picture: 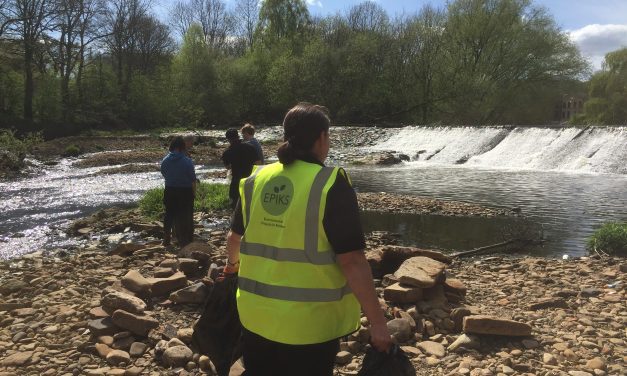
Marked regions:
[221,129,260,208]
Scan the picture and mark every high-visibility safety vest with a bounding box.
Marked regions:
[237,160,361,345]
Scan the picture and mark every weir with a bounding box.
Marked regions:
[370,126,627,174]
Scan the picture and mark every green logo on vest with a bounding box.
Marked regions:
[261,176,294,216]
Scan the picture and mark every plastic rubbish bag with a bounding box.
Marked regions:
[357,344,416,376]
[192,274,242,376]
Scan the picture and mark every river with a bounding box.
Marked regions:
[1,126,625,259]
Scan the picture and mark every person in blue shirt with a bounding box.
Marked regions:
[160,136,197,247]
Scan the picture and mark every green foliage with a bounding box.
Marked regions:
[0,0,591,131]
[63,145,82,157]
[139,182,230,220]
[0,129,43,158]
[194,182,231,212]
[579,48,627,124]
[587,222,627,256]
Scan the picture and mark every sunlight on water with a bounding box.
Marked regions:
[0,156,222,259]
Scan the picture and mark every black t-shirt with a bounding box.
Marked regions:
[221,142,259,180]
[230,157,366,254]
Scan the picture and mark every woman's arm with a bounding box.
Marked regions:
[337,250,392,352]
[224,230,241,274]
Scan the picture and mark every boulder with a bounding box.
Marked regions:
[383,283,423,304]
[443,278,467,296]
[367,246,451,278]
[121,270,152,294]
[1,351,33,366]
[527,298,568,311]
[387,318,412,343]
[147,272,188,296]
[179,241,212,259]
[106,350,131,366]
[169,282,209,304]
[463,315,532,337]
[176,328,194,344]
[111,310,159,337]
[154,267,175,278]
[101,290,147,315]
[95,343,112,358]
[0,279,28,295]
[178,258,200,277]
[162,346,193,368]
[417,341,445,357]
[110,243,145,256]
[129,342,148,357]
[335,351,352,365]
[88,317,120,336]
[394,257,446,288]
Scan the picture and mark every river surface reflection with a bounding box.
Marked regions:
[350,164,627,257]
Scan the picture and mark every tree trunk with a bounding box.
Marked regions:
[23,43,34,121]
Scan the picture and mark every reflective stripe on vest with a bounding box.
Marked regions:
[238,276,352,302]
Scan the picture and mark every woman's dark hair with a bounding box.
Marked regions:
[169,136,186,152]
[277,102,330,165]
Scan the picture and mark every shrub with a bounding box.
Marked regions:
[587,222,627,256]
[63,144,82,157]
[139,182,230,220]
[0,129,42,158]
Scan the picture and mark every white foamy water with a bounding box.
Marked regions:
[371,126,627,174]
[0,155,223,259]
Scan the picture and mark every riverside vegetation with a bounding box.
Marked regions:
[7,0,627,138]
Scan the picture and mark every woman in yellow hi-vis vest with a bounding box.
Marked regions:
[224,103,392,376]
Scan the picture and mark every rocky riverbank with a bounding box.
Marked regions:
[1,207,625,376]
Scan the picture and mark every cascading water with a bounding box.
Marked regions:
[371,126,627,174]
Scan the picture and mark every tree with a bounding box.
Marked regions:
[440,0,587,123]
[135,15,174,74]
[4,0,57,120]
[579,48,627,125]
[235,0,258,50]
[346,1,388,34]
[169,0,233,50]
[53,0,106,120]
[103,0,150,98]
[257,0,310,45]
[169,0,194,38]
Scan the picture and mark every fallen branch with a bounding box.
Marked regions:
[451,239,518,258]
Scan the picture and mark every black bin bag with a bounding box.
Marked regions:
[358,344,416,376]
[192,274,243,376]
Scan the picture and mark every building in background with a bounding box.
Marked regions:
[555,94,586,124]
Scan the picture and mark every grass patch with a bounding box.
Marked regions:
[587,222,627,257]
[139,182,230,220]
[63,144,82,157]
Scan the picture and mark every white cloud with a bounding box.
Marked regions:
[569,24,627,71]
[306,0,323,7]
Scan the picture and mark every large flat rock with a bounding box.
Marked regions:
[367,246,451,278]
[463,315,532,337]
[394,256,446,288]
[121,270,152,294]
[383,283,423,304]
[101,290,147,315]
[147,272,188,296]
[111,310,159,337]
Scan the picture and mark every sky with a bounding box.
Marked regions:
[156,0,627,70]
